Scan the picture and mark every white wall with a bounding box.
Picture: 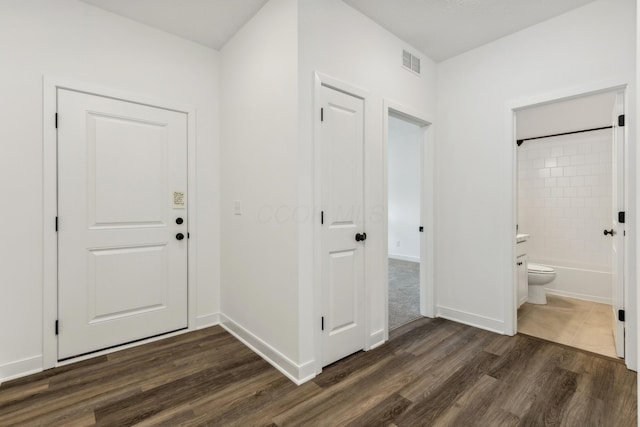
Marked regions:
[220,0,437,380]
[298,0,436,367]
[516,91,617,140]
[388,115,422,262]
[0,0,220,381]
[220,0,300,371]
[518,131,613,271]
[435,0,636,365]
[219,0,437,382]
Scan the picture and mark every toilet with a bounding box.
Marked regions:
[527,263,556,304]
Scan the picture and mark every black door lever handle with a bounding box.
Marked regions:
[355,232,367,242]
[604,229,616,236]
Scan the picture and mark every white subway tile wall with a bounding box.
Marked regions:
[518,130,613,271]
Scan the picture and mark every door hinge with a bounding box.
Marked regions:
[419,226,424,232]
[321,316,324,331]
[55,113,58,129]
[618,114,625,127]
[619,309,625,322]
[618,211,625,224]
[321,108,324,122]
[321,211,324,225]
[187,232,190,239]
[55,320,59,335]
[55,216,58,232]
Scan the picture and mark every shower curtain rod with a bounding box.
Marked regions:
[516,125,612,147]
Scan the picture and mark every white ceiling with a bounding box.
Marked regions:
[344,0,597,62]
[80,0,269,50]
[81,0,596,60]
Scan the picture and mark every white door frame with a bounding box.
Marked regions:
[382,100,435,340]
[505,80,635,370]
[612,91,626,358]
[42,76,198,370]
[313,72,369,374]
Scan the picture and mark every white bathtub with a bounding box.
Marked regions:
[535,262,612,304]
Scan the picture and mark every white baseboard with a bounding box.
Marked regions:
[436,305,506,335]
[296,360,316,384]
[544,288,612,305]
[0,355,43,385]
[368,328,385,350]
[196,312,220,329]
[388,253,420,263]
[219,314,315,385]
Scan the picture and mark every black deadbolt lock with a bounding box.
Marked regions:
[176,233,185,241]
[176,217,184,225]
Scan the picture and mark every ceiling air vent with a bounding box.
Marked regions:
[402,49,421,75]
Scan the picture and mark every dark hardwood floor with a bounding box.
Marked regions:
[0,318,636,426]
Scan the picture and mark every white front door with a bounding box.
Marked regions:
[57,89,188,360]
[320,85,366,366]
[611,91,625,358]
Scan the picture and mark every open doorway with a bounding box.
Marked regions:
[513,89,626,359]
[387,114,423,330]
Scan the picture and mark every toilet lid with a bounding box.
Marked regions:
[528,263,554,273]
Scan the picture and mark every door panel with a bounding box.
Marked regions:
[320,85,365,366]
[328,250,357,331]
[89,245,167,321]
[58,89,188,359]
[89,113,167,226]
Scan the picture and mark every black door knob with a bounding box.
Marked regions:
[176,233,185,241]
[604,229,616,236]
[355,232,367,242]
[176,217,184,225]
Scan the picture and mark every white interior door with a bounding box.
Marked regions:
[611,91,625,358]
[320,85,365,366]
[57,89,188,360]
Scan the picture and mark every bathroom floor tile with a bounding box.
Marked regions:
[588,301,613,315]
[577,342,618,358]
[517,295,620,360]
[542,294,593,314]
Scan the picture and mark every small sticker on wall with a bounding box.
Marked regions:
[173,191,186,209]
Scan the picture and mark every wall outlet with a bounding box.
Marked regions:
[396,240,401,247]
[233,200,242,215]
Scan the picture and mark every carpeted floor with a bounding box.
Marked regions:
[388,258,421,330]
